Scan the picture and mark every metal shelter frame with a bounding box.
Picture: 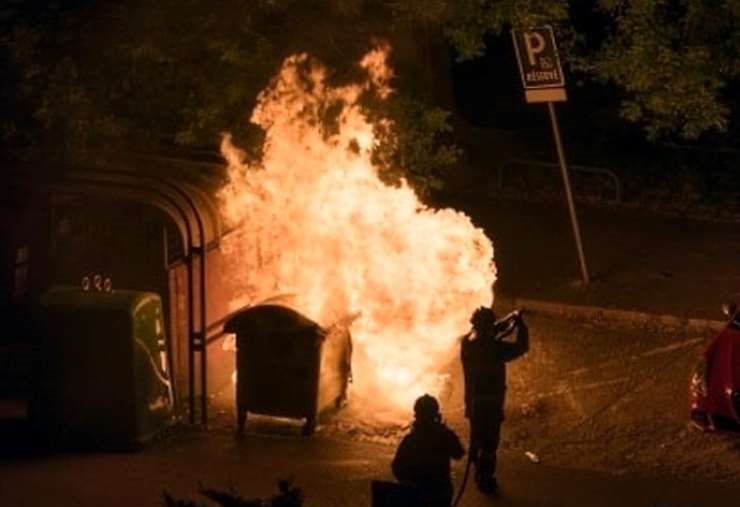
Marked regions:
[8,157,225,426]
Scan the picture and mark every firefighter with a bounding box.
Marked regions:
[391,394,465,507]
[461,306,529,494]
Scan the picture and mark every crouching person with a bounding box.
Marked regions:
[391,394,465,507]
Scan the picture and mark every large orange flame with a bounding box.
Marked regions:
[218,46,495,415]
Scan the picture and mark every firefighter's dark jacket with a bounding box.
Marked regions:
[461,322,529,417]
[391,420,465,489]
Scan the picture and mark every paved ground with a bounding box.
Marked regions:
[3,313,740,507]
[3,424,740,507]
[4,195,740,506]
[447,195,740,321]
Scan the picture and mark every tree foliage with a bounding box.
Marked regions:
[369,94,462,196]
[589,0,740,140]
[388,0,568,60]
[2,0,740,172]
[2,0,281,154]
[389,0,740,142]
[1,0,463,195]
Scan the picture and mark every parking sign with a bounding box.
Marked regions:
[511,26,567,103]
[510,26,588,283]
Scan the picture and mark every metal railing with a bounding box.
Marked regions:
[497,158,622,204]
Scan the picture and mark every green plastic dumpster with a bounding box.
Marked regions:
[225,304,352,435]
[33,286,174,449]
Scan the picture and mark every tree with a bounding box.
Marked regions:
[589,0,740,141]
[4,0,739,167]
[387,0,740,142]
[1,0,464,196]
[388,0,568,60]
[2,0,280,155]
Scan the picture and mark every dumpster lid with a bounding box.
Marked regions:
[41,286,161,314]
[224,304,324,337]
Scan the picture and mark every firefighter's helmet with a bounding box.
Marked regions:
[413,394,440,423]
[471,306,496,331]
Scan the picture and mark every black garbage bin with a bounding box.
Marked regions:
[33,287,175,449]
[224,304,352,435]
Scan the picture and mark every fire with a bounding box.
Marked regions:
[218,45,496,415]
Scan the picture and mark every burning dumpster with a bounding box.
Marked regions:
[224,304,352,435]
[33,287,174,449]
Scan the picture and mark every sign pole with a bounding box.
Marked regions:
[511,25,590,285]
[547,101,589,285]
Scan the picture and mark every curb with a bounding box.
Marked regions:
[503,297,725,332]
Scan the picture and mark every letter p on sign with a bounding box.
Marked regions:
[523,32,546,66]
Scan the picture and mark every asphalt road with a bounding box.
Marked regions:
[448,196,740,320]
[2,311,738,507]
[1,420,739,507]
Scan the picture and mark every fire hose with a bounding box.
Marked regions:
[451,308,526,506]
[372,308,526,507]
[450,449,474,507]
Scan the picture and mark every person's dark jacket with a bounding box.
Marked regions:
[461,321,529,418]
[391,420,465,503]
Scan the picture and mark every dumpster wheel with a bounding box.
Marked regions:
[302,415,316,435]
[236,410,247,435]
